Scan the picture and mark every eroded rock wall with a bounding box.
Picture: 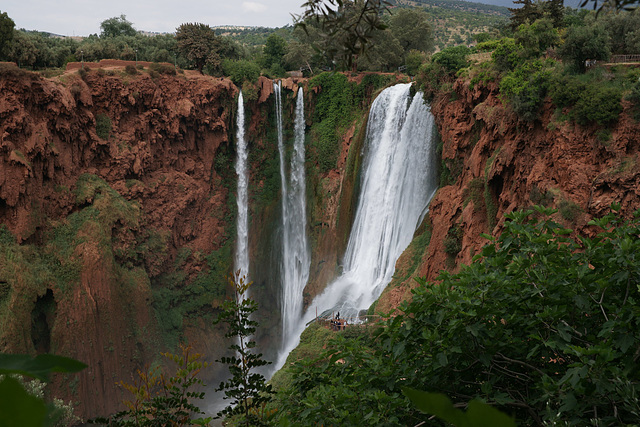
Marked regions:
[376,77,640,313]
[0,66,238,418]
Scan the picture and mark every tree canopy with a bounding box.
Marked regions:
[0,10,15,59]
[275,206,640,425]
[175,23,223,73]
[100,15,137,38]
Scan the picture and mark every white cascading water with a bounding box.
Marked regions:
[274,83,311,348]
[234,90,250,284]
[276,83,438,368]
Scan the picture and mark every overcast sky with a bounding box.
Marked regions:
[2,0,307,36]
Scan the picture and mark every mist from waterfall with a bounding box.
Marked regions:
[275,83,438,369]
[274,83,311,350]
[234,90,249,284]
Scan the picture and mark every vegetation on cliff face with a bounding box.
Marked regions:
[272,206,640,426]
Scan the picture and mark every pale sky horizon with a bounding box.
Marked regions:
[2,0,307,36]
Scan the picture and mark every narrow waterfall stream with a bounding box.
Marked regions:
[276,83,438,368]
[274,83,311,351]
[234,90,250,283]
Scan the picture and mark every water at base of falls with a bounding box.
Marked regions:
[275,83,438,369]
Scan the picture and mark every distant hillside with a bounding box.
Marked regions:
[390,0,509,50]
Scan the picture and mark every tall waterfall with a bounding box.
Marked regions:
[276,83,437,367]
[274,83,311,347]
[234,90,249,283]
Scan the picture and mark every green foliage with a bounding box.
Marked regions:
[499,59,554,121]
[558,199,582,222]
[389,8,434,55]
[295,0,390,70]
[573,84,622,126]
[222,59,261,85]
[548,68,624,127]
[95,113,112,140]
[403,388,516,427]
[149,62,176,75]
[94,344,211,426]
[443,224,463,256]
[431,45,471,74]
[100,15,136,38]
[309,72,354,172]
[0,10,15,59]
[491,38,523,72]
[214,276,273,425]
[0,353,86,427]
[514,19,559,59]
[176,23,226,74]
[277,206,640,425]
[557,24,610,73]
[405,50,426,76]
[262,33,287,69]
[627,78,640,121]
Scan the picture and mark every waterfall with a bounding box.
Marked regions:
[234,90,249,283]
[276,83,438,368]
[281,87,311,342]
[274,83,311,348]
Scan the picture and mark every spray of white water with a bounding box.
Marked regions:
[274,83,311,348]
[234,90,250,283]
[281,87,311,343]
[275,83,438,368]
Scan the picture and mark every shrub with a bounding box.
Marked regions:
[431,45,471,74]
[476,39,502,52]
[558,24,610,73]
[149,62,176,75]
[95,113,111,139]
[443,224,463,256]
[491,38,524,72]
[499,59,554,121]
[626,78,640,121]
[124,64,138,75]
[222,59,261,86]
[558,199,582,221]
[573,85,622,126]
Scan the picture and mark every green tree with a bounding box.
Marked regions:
[277,205,640,425]
[100,15,137,38]
[543,0,564,28]
[6,31,37,68]
[296,0,390,70]
[508,0,543,30]
[262,33,287,69]
[389,8,434,56]
[357,28,403,71]
[93,344,211,426]
[558,23,610,72]
[214,275,273,425]
[514,18,559,59]
[0,10,15,59]
[176,23,223,73]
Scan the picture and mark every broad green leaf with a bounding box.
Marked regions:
[0,376,48,427]
[0,354,87,382]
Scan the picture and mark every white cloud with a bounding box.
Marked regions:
[242,1,267,13]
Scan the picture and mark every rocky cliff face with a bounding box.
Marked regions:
[0,65,381,419]
[0,64,239,418]
[377,76,640,312]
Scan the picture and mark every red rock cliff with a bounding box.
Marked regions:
[0,65,238,419]
[376,76,640,313]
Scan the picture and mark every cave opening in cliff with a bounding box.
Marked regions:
[31,288,56,354]
[0,197,6,220]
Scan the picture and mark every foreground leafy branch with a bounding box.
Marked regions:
[214,274,273,425]
[276,205,640,425]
